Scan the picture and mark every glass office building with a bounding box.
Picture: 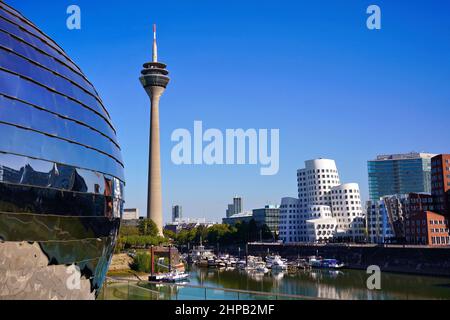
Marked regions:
[252,206,280,237]
[0,2,124,299]
[368,153,434,201]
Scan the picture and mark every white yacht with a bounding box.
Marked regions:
[255,262,269,273]
[271,256,288,272]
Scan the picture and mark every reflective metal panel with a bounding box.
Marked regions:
[0,48,107,116]
[0,63,112,126]
[0,124,124,179]
[0,67,118,142]
[0,9,81,74]
[0,30,98,97]
[0,95,122,160]
[0,2,124,299]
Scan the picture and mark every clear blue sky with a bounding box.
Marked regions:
[9,0,450,222]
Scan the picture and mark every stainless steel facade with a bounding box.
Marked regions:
[0,2,124,299]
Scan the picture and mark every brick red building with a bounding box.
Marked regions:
[382,193,434,240]
[431,154,450,217]
[405,211,450,246]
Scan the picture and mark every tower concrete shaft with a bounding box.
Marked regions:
[147,86,165,235]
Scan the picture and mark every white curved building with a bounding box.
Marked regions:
[298,159,341,206]
[308,205,333,219]
[330,183,365,241]
[306,217,337,242]
[280,158,365,243]
[305,205,337,242]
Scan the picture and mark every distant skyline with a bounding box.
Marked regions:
[9,0,450,222]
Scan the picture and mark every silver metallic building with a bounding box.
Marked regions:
[0,2,124,299]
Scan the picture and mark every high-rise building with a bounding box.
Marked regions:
[431,154,450,217]
[139,25,170,236]
[0,2,124,299]
[368,152,435,201]
[172,205,183,222]
[252,205,280,237]
[280,159,365,243]
[226,204,235,218]
[225,196,243,217]
[233,197,242,215]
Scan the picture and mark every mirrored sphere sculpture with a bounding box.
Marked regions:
[0,1,124,299]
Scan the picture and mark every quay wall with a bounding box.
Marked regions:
[247,243,450,277]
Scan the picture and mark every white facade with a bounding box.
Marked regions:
[123,208,140,220]
[306,217,338,242]
[330,183,365,239]
[280,159,365,243]
[279,197,301,242]
[297,159,341,206]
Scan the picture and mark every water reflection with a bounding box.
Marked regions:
[0,152,124,199]
[188,266,450,300]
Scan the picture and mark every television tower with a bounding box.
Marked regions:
[139,24,170,236]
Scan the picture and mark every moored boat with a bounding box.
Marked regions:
[310,258,345,269]
[149,270,190,283]
[271,256,288,272]
[207,258,217,268]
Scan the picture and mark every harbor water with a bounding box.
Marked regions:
[103,265,450,300]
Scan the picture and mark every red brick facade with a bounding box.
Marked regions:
[431,154,450,217]
[405,211,450,246]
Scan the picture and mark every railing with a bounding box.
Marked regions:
[99,277,323,301]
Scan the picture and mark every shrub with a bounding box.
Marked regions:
[130,253,152,273]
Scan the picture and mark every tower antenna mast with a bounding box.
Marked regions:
[152,24,158,63]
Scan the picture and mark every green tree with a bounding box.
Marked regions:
[234,221,249,243]
[163,229,176,240]
[207,224,231,245]
[120,225,139,237]
[248,219,259,242]
[198,225,209,243]
[138,219,159,237]
[260,224,274,241]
